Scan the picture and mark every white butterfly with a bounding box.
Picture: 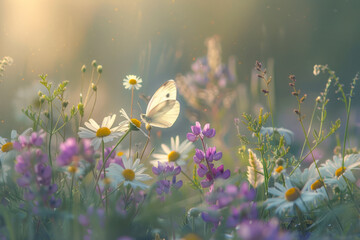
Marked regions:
[140,80,180,128]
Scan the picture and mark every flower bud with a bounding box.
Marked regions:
[81,64,86,72]
[62,101,69,108]
[78,103,84,117]
[91,60,97,67]
[97,65,103,74]
[91,83,97,91]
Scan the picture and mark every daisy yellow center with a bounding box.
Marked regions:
[168,151,180,162]
[182,233,202,240]
[275,166,284,173]
[129,79,137,85]
[122,169,135,181]
[96,127,111,137]
[285,187,301,202]
[131,118,141,128]
[68,166,77,174]
[1,142,13,152]
[311,179,324,191]
[335,167,346,177]
[117,151,124,157]
[103,177,111,185]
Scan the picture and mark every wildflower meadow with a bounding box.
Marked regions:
[1,2,360,240]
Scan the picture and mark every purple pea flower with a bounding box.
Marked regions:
[153,162,183,200]
[187,122,216,142]
[202,123,216,138]
[57,138,95,167]
[237,219,292,240]
[193,149,205,164]
[206,146,222,162]
[15,146,61,209]
[201,183,258,230]
[152,162,181,177]
[14,131,45,150]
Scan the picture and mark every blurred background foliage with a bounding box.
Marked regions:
[1,0,360,163]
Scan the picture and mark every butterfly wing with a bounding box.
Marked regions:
[145,100,180,128]
[146,80,177,114]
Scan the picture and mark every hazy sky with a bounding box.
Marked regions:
[1,0,360,136]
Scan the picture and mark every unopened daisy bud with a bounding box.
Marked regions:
[91,83,97,91]
[316,96,321,103]
[44,111,50,118]
[71,105,76,116]
[276,158,284,166]
[333,146,341,155]
[39,95,46,103]
[77,103,84,117]
[187,207,201,217]
[62,101,69,108]
[38,91,43,97]
[91,60,97,67]
[81,64,86,72]
[291,91,298,96]
[289,82,295,87]
[97,65,103,74]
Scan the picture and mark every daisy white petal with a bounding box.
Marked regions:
[107,156,151,190]
[123,75,142,90]
[151,136,193,166]
[78,114,123,150]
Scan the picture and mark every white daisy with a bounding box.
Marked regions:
[106,156,151,190]
[150,136,193,166]
[78,114,123,150]
[0,130,19,164]
[272,165,285,179]
[118,108,148,137]
[290,161,320,190]
[265,179,325,215]
[320,154,360,191]
[123,75,142,90]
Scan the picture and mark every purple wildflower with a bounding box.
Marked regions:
[237,219,292,240]
[152,162,183,200]
[201,183,257,230]
[13,131,46,150]
[15,144,61,209]
[187,122,230,188]
[206,147,222,162]
[187,122,216,142]
[57,138,95,167]
[193,149,205,164]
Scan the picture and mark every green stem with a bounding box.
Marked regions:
[140,130,151,160]
[101,140,108,214]
[88,91,97,120]
[93,129,131,191]
[180,169,203,195]
[299,103,317,161]
[70,173,75,211]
